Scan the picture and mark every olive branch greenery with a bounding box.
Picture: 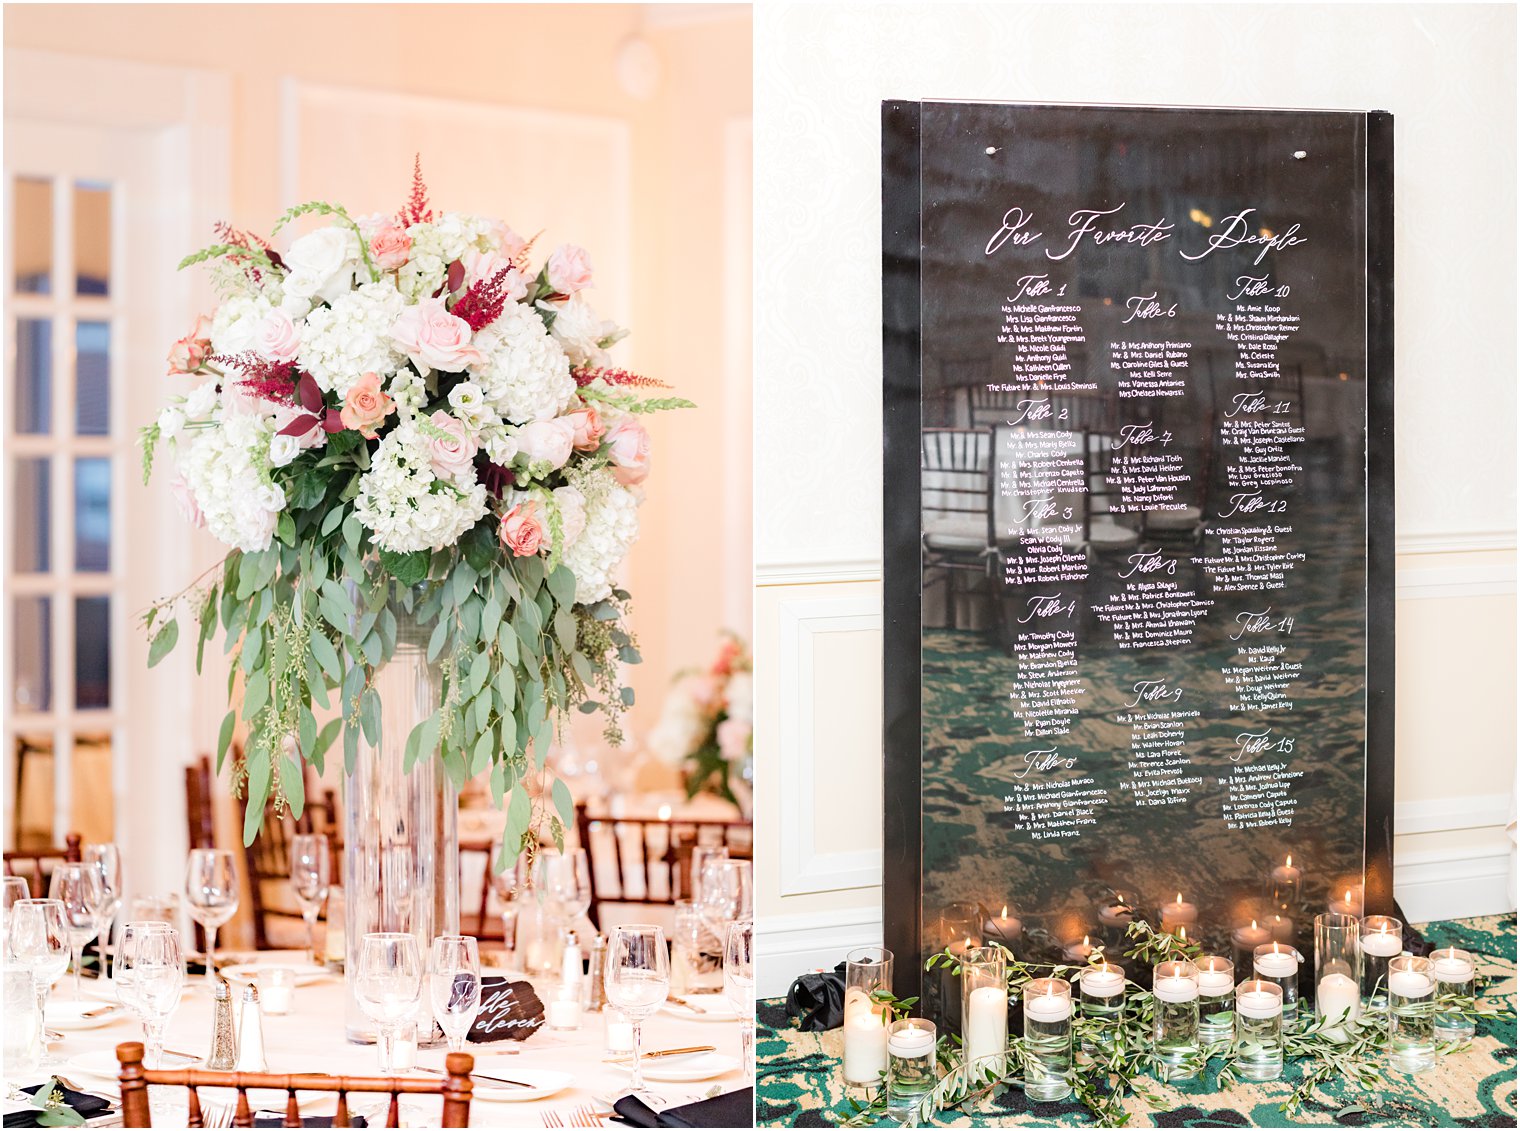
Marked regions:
[837,919,1514,1128]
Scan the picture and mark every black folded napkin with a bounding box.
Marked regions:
[4,1082,113,1128]
[786,961,846,1031]
[612,1089,752,1128]
[252,1117,367,1128]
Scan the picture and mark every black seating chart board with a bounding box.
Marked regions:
[881,100,1394,1025]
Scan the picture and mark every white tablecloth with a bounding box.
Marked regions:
[19,953,745,1127]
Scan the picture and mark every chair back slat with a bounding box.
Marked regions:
[186,1086,203,1127]
[234,1086,252,1127]
[335,1091,350,1127]
[576,804,752,922]
[284,1088,301,1127]
[3,833,83,897]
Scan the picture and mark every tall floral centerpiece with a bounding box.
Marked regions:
[647,633,753,814]
[142,162,687,1034]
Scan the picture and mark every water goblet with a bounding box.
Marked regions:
[724,919,756,1076]
[184,849,239,983]
[605,924,671,1094]
[116,921,184,1069]
[289,834,331,964]
[356,932,423,1072]
[8,898,69,1049]
[429,935,482,1052]
[84,844,123,976]
[49,862,106,998]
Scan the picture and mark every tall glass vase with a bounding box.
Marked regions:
[343,604,459,1043]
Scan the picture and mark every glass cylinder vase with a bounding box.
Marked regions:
[1078,962,1126,1058]
[1430,947,1476,1043]
[343,600,459,1043]
[1234,979,1284,1081]
[886,1018,937,1124]
[1022,978,1072,1102]
[1313,912,1361,1041]
[1151,960,1200,1081]
[960,946,1006,1073]
[841,946,892,1088]
[1252,942,1301,1031]
[1195,956,1234,1048]
[1387,955,1436,1073]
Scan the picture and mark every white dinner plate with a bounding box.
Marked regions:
[661,994,738,1022]
[68,1047,200,1081]
[459,1068,572,1102]
[46,998,125,1030]
[608,1052,738,1082]
[219,961,331,986]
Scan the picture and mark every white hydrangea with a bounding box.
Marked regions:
[541,295,621,369]
[397,212,499,302]
[559,467,639,603]
[353,420,489,553]
[298,280,407,398]
[551,485,587,548]
[178,412,285,553]
[388,369,428,416]
[209,294,273,357]
[469,302,575,424]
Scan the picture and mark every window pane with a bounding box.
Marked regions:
[75,322,111,436]
[13,596,52,711]
[70,734,114,842]
[14,733,56,851]
[74,458,111,572]
[13,177,52,294]
[13,458,51,572]
[74,182,111,296]
[15,318,52,434]
[75,596,111,709]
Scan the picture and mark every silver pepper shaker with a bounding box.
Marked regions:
[206,979,238,1070]
[585,934,607,1011]
[235,983,268,1072]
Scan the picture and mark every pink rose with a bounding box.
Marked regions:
[499,500,547,557]
[168,468,205,528]
[484,221,528,262]
[340,372,394,439]
[254,309,301,362]
[546,244,593,296]
[390,296,481,372]
[167,314,213,374]
[605,418,652,485]
[369,220,413,270]
[461,248,528,301]
[426,410,478,481]
[514,418,575,470]
[717,717,751,762]
[565,404,605,452]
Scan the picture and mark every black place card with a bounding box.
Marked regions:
[466,977,545,1043]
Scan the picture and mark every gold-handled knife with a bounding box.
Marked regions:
[666,995,708,1014]
[603,1044,715,1063]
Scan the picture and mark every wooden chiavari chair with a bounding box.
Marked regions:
[921,427,998,630]
[115,1042,474,1128]
[3,831,83,896]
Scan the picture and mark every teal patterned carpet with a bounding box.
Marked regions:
[755,915,1517,1127]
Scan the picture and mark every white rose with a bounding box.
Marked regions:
[447,381,488,425]
[484,431,519,466]
[269,433,301,467]
[158,406,186,439]
[514,418,575,470]
[282,226,360,305]
[254,309,302,362]
[183,382,219,420]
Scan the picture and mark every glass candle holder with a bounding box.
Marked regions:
[1234,979,1284,1081]
[1359,915,1403,1010]
[886,1018,937,1124]
[1387,955,1436,1073]
[841,946,892,1088]
[929,903,983,1033]
[1252,942,1301,1030]
[982,905,1023,950]
[1429,947,1476,1043]
[1313,912,1361,1042]
[1230,918,1272,973]
[1151,960,1200,1081]
[257,967,295,1015]
[1267,855,1302,912]
[1327,880,1365,919]
[1195,956,1234,1048]
[960,946,1007,1073]
[1022,978,1072,1102]
[1078,962,1126,1058]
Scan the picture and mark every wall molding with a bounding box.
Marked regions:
[756,905,884,998]
[1395,795,1511,837]
[1397,530,1516,555]
[756,558,884,587]
[777,594,884,897]
[1395,562,1516,601]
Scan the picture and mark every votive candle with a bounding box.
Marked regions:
[1151,960,1200,1081]
[1234,979,1284,1081]
[1252,942,1301,1030]
[1022,979,1072,1102]
[1430,947,1476,1042]
[1195,956,1235,1048]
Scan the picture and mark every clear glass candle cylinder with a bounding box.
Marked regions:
[959,947,1007,1073]
[1429,947,1476,1043]
[1359,915,1403,1010]
[841,946,892,1087]
[886,1018,938,1123]
[1266,856,1302,912]
[1195,956,1234,1048]
[1151,960,1200,1081]
[1078,962,1126,1057]
[1234,979,1284,1081]
[928,903,983,1033]
[1387,955,1436,1073]
[1252,942,1301,1030]
[1022,978,1072,1102]
[1313,912,1361,1041]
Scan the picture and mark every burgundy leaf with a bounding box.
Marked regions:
[446,259,466,294]
[480,462,515,498]
[278,414,319,437]
[265,248,286,270]
[297,373,323,413]
[322,408,344,433]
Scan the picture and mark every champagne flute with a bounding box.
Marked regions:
[356,932,423,1072]
[116,921,184,1068]
[429,935,482,1052]
[724,919,757,1075]
[289,834,331,965]
[184,849,239,983]
[604,924,670,1094]
[49,862,105,998]
[8,899,69,1049]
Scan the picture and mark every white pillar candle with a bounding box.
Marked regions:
[1360,930,1402,958]
[1237,989,1282,1019]
[1024,991,1073,1021]
[1159,894,1198,932]
[1316,972,1360,1041]
[886,1020,936,1058]
[843,989,890,1084]
[1080,967,1125,999]
[1253,950,1299,979]
[963,985,1007,1065]
[1387,969,1432,998]
[1153,976,1199,1004]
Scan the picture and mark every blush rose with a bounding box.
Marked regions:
[499,500,547,557]
[340,372,394,439]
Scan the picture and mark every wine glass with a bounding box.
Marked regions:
[84,844,123,974]
[724,919,756,1075]
[687,845,728,903]
[355,932,423,1072]
[697,858,752,941]
[429,935,482,1053]
[535,848,592,935]
[115,921,184,1068]
[604,924,670,1094]
[184,849,239,982]
[2,876,29,959]
[489,844,531,964]
[49,863,105,998]
[289,834,331,964]
[8,899,69,1046]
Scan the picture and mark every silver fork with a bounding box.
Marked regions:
[570,1103,605,1127]
[541,1110,565,1128]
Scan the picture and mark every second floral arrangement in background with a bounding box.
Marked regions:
[648,632,754,814]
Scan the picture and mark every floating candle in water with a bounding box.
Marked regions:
[1079,964,1126,1000]
[1360,928,1402,958]
[887,1019,936,1057]
[1062,935,1095,963]
[1430,949,1475,983]
[1159,892,1198,932]
[984,905,1024,943]
[1269,914,1295,945]
[1098,896,1134,929]
[1025,983,1073,1021]
[1270,855,1302,888]
[1387,968,1433,998]
[1153,975,1199,1003]
[1253,944,1299,979]
[1327,886,1364,917]
[1237,986,1283,1019]
[1196,956,1234,997]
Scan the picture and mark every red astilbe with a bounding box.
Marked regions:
[572,366,670,390]
[450,268,515,331]
[212,221,285,280]
[398,155,433,227]
[213,352,300,405]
